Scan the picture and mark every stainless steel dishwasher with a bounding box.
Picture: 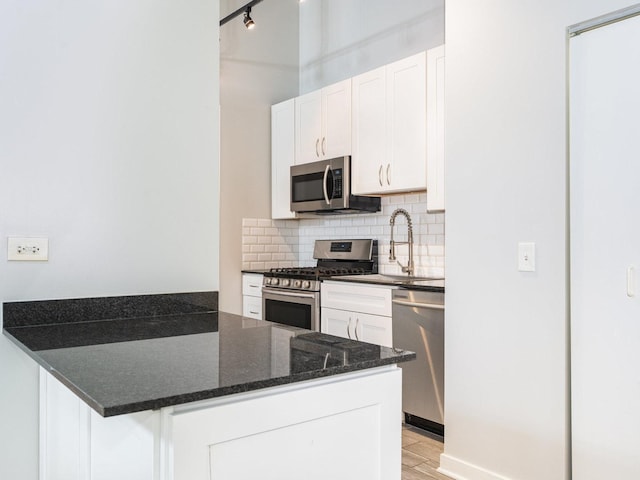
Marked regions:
[392,288,445,436]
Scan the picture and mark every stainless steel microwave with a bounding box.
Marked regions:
[290,156,381,214]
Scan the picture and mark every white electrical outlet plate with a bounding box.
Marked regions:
[8,237,49,261]
[518,242,535,272]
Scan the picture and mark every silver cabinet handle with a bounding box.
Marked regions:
[347,317,352,339]
[315,138,320,157]
[322,137,326,156]
[386,163,391,185]
[354,318,360,341]
[378,165,383,186]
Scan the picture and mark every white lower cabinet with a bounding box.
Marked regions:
[321,281,394,348]
[39,369,158,480]
[322,307,392,348]
[242,273,263,319]
[40,365,402,480]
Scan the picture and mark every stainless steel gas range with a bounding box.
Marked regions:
[262,239,377,331]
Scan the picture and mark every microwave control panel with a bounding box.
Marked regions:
[333,168,343,198]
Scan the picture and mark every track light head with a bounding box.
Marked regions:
[243,7,255,29]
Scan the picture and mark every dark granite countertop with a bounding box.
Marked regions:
[3,292,414,417]
[327,274,445,293]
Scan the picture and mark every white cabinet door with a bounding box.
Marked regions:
[295,79,351,164]
[321,307,353,340]
[322,79,352,159]
[295,90,322,164]
[351,52,427,195]
[386,51,427,193]
[570,15,640,480]
[39,369,159,480]
[356,312,392,348]
[172,368,402,480]
[352,66,387,195]
[321,307,392,348]
[426,45,445,212]
[271,99,296,219]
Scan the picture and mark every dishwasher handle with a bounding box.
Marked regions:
[392,299,444,310]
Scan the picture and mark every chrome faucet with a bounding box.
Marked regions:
[389,208,414,276]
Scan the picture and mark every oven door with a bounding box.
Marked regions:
[262,287,320,331]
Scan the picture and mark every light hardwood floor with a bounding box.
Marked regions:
[402,426,452,480]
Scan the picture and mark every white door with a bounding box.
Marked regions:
[570,12,640,480]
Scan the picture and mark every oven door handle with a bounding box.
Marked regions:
[262,287,318,300]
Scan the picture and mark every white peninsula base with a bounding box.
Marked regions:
[40,365,402,480]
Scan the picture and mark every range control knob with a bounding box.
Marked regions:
[302,280,311,289]
[281,279,290,287]
[293,280,302,289]
[271,278,279,286]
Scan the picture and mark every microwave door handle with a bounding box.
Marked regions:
[322,164,331,205]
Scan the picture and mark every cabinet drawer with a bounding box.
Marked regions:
[243,296,262,320]
[242,273,263,297]
[321,281,394,317]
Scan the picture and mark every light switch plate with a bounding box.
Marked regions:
[518,242,535,272]
[8,237,49,261]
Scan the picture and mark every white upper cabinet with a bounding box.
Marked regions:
[351,66,387,194]
[426,45,445,212]
[271,99,296,219]
[295,79,352,164]
[352,51,427,195]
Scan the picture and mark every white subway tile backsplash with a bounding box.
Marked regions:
[242,193,445,276]
[428,223,445,235]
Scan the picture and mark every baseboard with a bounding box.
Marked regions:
[438,453,512,480]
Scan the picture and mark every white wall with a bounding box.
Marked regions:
[443,1,637,479]
[299,0,444,93]
[0,2,220,478]
[219,0,299,314]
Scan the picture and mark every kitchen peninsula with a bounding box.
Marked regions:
[3,292,413,480]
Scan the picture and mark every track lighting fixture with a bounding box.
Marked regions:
[219,0,264,29]
[243,7,255,29]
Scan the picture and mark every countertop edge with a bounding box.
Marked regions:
[3,328,108,416]
[325,276,445,293]
[100,352,416,417]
